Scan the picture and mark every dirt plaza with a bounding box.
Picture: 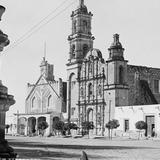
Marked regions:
[6,135,160,160]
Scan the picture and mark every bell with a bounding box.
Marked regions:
[0,6,5,21]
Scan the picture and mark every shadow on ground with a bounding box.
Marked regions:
[13,148,110,160]
[8,140,154,150]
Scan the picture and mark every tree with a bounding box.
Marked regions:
[53,121,65,135]
[105,119,120,140]
[5,124,10,134]
[135,121,147,140]
[64,122,78,135]
[81,121,94,138]
[38,121,48,136]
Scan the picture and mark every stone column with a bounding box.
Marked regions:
[25,118,28,136]
[0,5,16,158]
[0,81,16,158]
[45,116,50,136]
[36,117,38,136]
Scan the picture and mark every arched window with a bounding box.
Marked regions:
[88,62,92,74]
[119,66,124,84]
[88,83,93,100]
[32,97,36,108]
[83,44,88,56]
[71,44,75,53]
[83,20,87,32]
[48,95,52,107]
[73,20,76,33]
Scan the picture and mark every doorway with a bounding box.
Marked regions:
[145,115,155,137]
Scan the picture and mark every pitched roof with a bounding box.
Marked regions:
[26,74,60,100]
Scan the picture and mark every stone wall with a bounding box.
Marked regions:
[127,65,160,105]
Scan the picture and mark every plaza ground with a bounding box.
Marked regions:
[6,135,160,160]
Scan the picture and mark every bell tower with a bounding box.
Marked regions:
[66,0,94,122]
[105,34,129,107]
[67,0,94,64]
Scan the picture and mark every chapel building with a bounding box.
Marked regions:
[16,57,67,136]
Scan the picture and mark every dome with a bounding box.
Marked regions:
[109,34,123,49]
[85,48,104,63]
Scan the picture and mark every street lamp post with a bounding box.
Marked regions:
[108,93,111,122]
[0,5,17,159]
[109,99,111,122]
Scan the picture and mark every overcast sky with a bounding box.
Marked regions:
[1,0,160,119]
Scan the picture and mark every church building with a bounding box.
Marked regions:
[13,0,160,138]
[16,57,67,136]
[66,0,160,137]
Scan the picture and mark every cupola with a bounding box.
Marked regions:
[108,34,124,61]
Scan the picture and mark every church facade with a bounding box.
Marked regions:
[16,58,67,136]
[66,0,160,136]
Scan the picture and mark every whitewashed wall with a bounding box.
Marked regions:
[115,104,160,138]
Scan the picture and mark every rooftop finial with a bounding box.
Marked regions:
[43,41,46,61]
[79,0,84,6]
[113,34,119,43]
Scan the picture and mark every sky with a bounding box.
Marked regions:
[1,0,160,120]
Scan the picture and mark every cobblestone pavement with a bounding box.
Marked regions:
[6,135,160,160]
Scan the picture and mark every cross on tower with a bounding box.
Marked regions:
[79,0,84,6]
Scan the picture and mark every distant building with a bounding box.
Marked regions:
[66,0,160,137]
[16,57,67,136]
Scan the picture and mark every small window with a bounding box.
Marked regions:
[71,44,75,53]
[88,62,92,74]
[154,80,160,93]
[83,20,87,32]
[88,83,93,98]
[32,97,36,108]
[73,20,76,33]
[83,44,88,56]
[124,119,129,132]
[119,66,124,84]
[48,95,52,107]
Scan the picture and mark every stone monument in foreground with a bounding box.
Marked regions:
[0,5,16,159]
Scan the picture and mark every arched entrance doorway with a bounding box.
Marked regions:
[19,117,27,135]
[37,116,46,136]
[52,117,60,135]
[28,117,36,136]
